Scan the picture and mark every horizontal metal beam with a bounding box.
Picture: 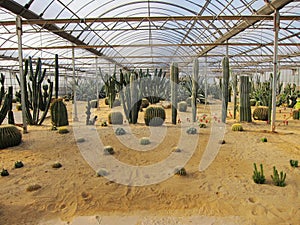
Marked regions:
[1,15,300,26]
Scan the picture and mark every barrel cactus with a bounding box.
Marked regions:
[175,167,187,176]
[292,110,299,120]
[178,101,188,112]
[186,127,197,134]
[0,125,22,149]
[115,127,126,135]
[231,123,243,131]
[50,99,69,127]
[144,106,166,126]
[253,107,269,121]
[108,112,123,124]
[140,137,150,145]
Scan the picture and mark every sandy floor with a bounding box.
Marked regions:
[0,99,300,225]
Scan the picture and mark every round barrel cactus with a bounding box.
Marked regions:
[253,107,269,121]
[144,106,166,126]
[0,124,22,149]
[178,101,188,112]
[108,112,123,124]
[50,99,69,127]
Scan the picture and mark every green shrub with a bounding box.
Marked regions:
[1,169,9,177]
[144,106,166,126]
[186,127,197,134]
[252,163,265,184]
[115,127,126,135]
[231,123,243,131]
[0,125,22,149]
[108,112,123,124]
[290,159,298,168]
[140,137,150,145]
[14,161,24,168]
[178,101,188,112]
[271,166,286,187]
[175,167,187,176]
[104,146,115,155]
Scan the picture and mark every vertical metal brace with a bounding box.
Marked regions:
[72,45,78,121]
[16,16,28,133]
[271,10,280,132]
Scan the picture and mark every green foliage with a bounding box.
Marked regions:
[58,127,69,134]
[261,137,268,143]
[231,123,243,131]
[50,99,69,127]
[140,137,150,145]
[253,107,269,121]
[104,146,115,155]
[144,106,166,126]
[14,161,24,168]
[52,162,62,168]
[0,124,22,149]
[271,166,286,187]
[290,159,298,168]
[252,163,265,184]
[1,169,9,177]
[186,127,197,134]
[178,101,188,112]
[175,167,187,176]
[108,112,123,124]
[115,127,126,135]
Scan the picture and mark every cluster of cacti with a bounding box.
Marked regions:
[50,99,68,127]
[186,127,197,134]
[52,162,62,168]
[252,163,266,184]
[16,57,54,125]
[103,146,115,155]
[0,86,14,125]
[58,127,69,134]
[261,137,268,142]
[140,137,150,145]
[231,123,243,131]
[14,161,24,168]
[239,76,252,122]
[178,101,188,112]
[292,109,299,120]
[1,169,9,176]
[175,167,187,176]
[100,66,118,108]
[144,106,165,126]
[108,112,123,124]
[290,159,298,168]
[221,57,230,123]
[115,127,126,135]
[271,166,286,187]
[0,124,22,149]
[253,107,269,121]
[170,62,179,124]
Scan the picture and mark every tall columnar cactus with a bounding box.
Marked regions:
[16,57,54,125]
[0,86,13,125]
[54,54,59,99]
[192,58,198,122]
[0,73,5,106]
[0,124,22,149]
[221,56,230,123]
[232,74,238,119]
[50,99,69,127]
[170,62,179,125]
[100,66,117,109]
[7,86,14,125]
[130,73,139,124]
[239,75,252,122]
[86,99,91,125]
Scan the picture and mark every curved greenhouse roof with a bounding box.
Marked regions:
[0,0,299,77]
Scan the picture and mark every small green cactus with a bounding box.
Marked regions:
[14,161,24,168]
[172,147,182,153]
[104,146,115,155]
[178,101,188,112]
[261,137,267,142]
[271,166,286,187]
[231,123,243,131]
[252,163,265,184]
[290,159,298,168]
[175,167,187,176]
[199,123,207,128]
[52,162,62,168]
[1,169,9,176]
[96,168,109,177]
[140,137,150,145]
[58,127,69,134]
[186,127,197,134]
[115,127,126,135]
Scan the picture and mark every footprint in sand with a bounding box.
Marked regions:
[81,191,93,202]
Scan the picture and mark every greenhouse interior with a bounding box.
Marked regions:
[0,0,300,224]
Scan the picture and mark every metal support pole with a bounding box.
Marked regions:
[204,55,208,106]
[95,56,99,100]
[16,16,27,133]
[271,10,280,132]
[72,46,78,122]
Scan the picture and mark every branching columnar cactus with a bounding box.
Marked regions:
[144,106,166,126]
[100,66,117,109]
[50,99,69,127]
[0,124,22,149]
[0,86,14,125]
[192,58,199,122]
[178,101,188,112]
[221,57,230,123]
[170,62,179,125]
[239,76,252,122]
[16,57,54,125]
[252,163,265,184]
[108,112,123,124]
[271,166,286,187]
[253,107,269,121]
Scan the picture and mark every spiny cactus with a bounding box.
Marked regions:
[222,56,230,123]
[231,123,243,131]
[115,127,126,135]
[103,146,115,155]
[253,107,269,121]
[239,75,252,122]
[1,169,9,177]
[52,162,62,168]
[0,125,22,149]
[108,112,123,124]
[0,86,14,125]
[271,166,286,187]
[290,159,298,168]
[144,106,165,126]
[178,101,188,112]
[175,167,187,176]
[170,62,179,124]
[14,161,24,168]
[252,163,265,184]
[186,127,197,134]
[140,137,151,145]
[50,99,69,127]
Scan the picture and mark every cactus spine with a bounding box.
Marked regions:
[192,59,198,122]
[239,75,252,122]
[170,62,179,125]
[50,99,69,127]
[221,56,230,123]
